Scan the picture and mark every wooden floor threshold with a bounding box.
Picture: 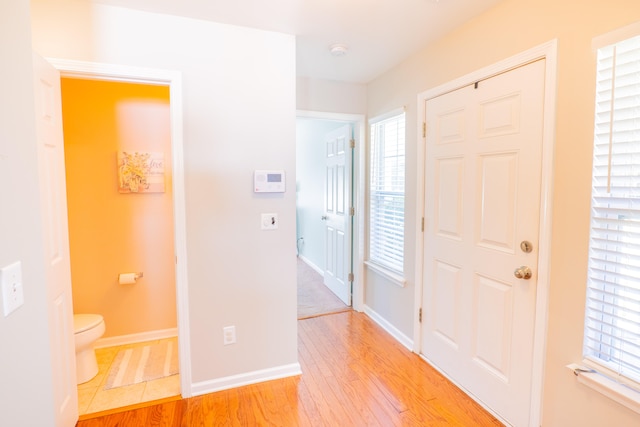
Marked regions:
[78,394,182,422]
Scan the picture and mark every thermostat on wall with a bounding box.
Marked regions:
[254,170,285,193]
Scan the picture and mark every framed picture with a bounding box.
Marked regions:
[117,151,165,193]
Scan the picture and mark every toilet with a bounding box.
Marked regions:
[73,314,105,384]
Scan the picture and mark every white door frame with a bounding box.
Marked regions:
[296,110,366,312]
[46,58,193,397]
[412,40,557,426]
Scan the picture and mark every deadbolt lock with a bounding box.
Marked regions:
[520,240,533,253]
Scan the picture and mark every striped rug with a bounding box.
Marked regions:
[104,340,178,390]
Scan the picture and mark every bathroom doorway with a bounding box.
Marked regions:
[47,58,191,418]
[61,78,179,416]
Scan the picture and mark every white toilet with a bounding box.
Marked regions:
[73,314,106,384]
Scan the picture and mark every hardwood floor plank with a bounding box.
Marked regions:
[77,311,503,426]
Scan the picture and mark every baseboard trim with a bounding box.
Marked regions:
[191,363,302,396]
[95,328,178,348]
[363,305,414,351]
[298,255,324,276]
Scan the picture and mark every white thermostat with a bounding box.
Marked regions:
[254,170,285,193]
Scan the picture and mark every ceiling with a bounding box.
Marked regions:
[92,0,504,84]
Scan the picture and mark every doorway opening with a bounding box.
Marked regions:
[47,58,192,417]
[61,77,179,416]
[295,111,366,317]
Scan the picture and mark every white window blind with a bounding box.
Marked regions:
[369,111,405,274]
[584,33,640,389]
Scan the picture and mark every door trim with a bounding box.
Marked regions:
[296,110,366,312]
[413,40,557,427]
[45,58,193,397]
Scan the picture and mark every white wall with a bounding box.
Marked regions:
[0,0,56,425]
[30,0,298,390]
[295,118,344,269]
[367,0,640,426]
[297,76,367,114]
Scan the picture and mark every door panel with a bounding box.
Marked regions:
[477,152,517,252]
[432,260,461,348]
[33,53,78,427]
[421,59,545,427]
[323,124,352,306]
[472,274,513,380]
[435,157,464,239]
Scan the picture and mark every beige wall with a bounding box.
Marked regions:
[62,78,176,338]
[0,0,57,425]
[367,0,640,425]
[31,0,298,388]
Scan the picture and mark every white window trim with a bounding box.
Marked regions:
[568,24,640,414]
[364,260,406,287]
[369,106,406,125]
[367,107,406,279]
[567,363,640,414]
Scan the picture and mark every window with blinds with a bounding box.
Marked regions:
[368,111,405,274]
[584,33,640,389]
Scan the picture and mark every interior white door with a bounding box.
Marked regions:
[323,124,352,306]
[421,59,545,427]
[32,53,78,426]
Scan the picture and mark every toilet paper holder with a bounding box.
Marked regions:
[118,272,143,284]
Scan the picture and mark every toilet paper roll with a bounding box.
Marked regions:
[118,273,137,285]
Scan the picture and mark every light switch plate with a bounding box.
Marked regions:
[1,261,24,317]
[261,213,278,230]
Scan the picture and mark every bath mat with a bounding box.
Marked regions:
[104,340,178,390]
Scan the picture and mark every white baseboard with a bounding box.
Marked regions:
[298,255,324,276]
[363,305,414,351]
[191,363,302,396]
[95,327,178,348]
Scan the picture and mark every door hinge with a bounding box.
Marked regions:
[421,217,425,232]
[350,138,355,149]
[348,272,354,282]
[422,122,427,138]
[350,206,355,216]
[419,308,422,323]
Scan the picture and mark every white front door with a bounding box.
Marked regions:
[323,124,352,306]
[421,59,545,427]
[33,53,78,426]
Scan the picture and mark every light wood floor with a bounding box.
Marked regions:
[77,311,502,426]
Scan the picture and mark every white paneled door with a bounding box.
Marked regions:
[421,59,545,427]
[323,124,352,306]
[33,53,78,426]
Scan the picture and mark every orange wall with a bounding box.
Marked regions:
[61,78,176,338]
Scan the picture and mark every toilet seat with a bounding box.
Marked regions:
[74,314,104,334]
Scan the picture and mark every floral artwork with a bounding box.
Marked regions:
[118,151,165,193]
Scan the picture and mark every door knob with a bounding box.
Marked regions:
[514,266,532,280]
[321,216,328,220]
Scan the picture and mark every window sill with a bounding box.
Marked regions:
[364,261,406,287]
[567,363,640,414]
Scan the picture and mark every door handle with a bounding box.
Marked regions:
[321,216,327,220]
[514,266,532,280]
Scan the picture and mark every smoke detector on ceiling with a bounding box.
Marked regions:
[330,44,349,57]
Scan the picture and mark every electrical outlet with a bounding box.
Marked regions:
[261,213,278,230]
[1,261,24,317]
[223,325,236,345]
